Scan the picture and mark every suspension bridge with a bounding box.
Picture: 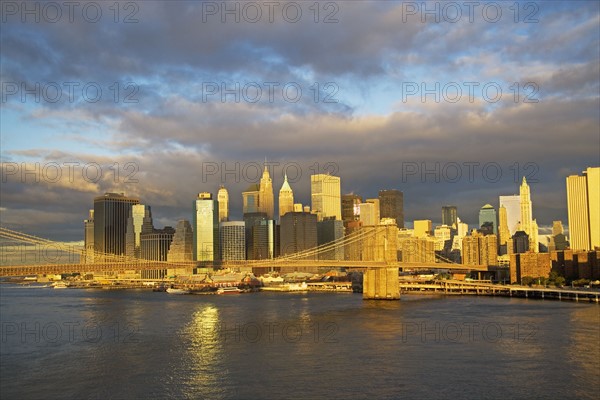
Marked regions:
[0,226,486,300]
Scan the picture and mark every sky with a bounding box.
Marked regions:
[1,0,599,242]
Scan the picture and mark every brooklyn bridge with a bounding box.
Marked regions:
[0,226,486,300]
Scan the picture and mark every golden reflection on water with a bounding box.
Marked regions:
[180,305,227,397]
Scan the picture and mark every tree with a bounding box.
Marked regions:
[521,276,535,286]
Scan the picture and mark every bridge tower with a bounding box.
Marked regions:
[362,225,400,300]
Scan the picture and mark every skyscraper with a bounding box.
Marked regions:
[280,212,318,258]
[478,204,497,235]
[93,192,139,257]
[259,165,274,219]
[242,184,260,215]
[217,186,229,222]
[311,174,341,221]
[519,177,538,252]
[167,220,194,262]
[359,202,377,226]
[220,221,246,261]
[499,195,521,235]
[193,192,219,261]
[125,204,153,258]
[567,167,600,251]
[341,194,362,224]
[366,198,380,224]
[379,189,404,228]
[278,174,294,219]
[442,206,458,228]
[498,205,510,246]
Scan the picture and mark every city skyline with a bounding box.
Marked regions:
[1,1,598,242]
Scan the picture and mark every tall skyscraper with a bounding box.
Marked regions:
[498,205,510,246]
[167,220,194,262]
[499,195,521,235]
[259,165,274,219]
[379,189,404,228]
[217,186,229,222]
[220,221,246,261]
[93,192,139,257]
[442,206,458,228]
[140,226,175,279]
[126,204,153,258]
[311,174,341,221]
[341,194,362,225]
[193,192,219,261]
[280,212,318,258]
[242,184,260,215]
[278,174,294,219]
[478,204,497,235]
[519,177,538,252]
[567,167,600,251]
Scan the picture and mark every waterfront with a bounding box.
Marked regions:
[1,287,598,399]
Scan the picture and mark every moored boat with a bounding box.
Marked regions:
[166,287,190,294]
[217,287,242,295]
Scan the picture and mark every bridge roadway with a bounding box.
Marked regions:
[0,260,487,277]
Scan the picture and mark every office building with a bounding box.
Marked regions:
[93,192,139,257]
[217,186,229,222]
[567,167,600,251]
[278,174,294,219]
[242,184,260,215]
[193,192,219,261]
[499,195,521,235]
[414,220,432,238]
[379,189,404,228]
[359,202,377,226]
[442,206,458,228]
[462,231,498,267]
[259,165,274,219]
[125,204,153,258]
[167,220,194,262]
[311,174,341,221]
[478,204,497,235]
[220,221,246,261]
[280,212,318,258]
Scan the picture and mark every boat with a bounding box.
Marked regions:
[217,287,242,295]
[166,287,189,294]
[52,282,69,289]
